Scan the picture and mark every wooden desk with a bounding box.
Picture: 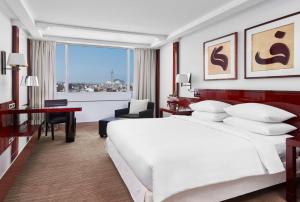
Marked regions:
[286,136,300,202]
[159,107,193,117]
[0,106,82,143]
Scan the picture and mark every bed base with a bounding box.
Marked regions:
[106,138,287,202]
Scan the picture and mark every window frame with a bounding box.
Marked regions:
[55,42,133,95]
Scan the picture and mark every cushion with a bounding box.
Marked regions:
[119,114,140,119]
[192,111,229,122]
[224,103,296,123]
[129,99,149,114]
[223,117,297,136]
[189,100,231,113]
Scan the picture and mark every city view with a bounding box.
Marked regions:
[56,44,134,93]
[56,69,133,92]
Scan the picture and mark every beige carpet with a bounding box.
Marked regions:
[5,123,132,202]
[4,123,299,202]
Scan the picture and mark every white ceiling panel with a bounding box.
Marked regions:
[24,0,232,35]
[5,0,265,47]
[41,26,158,44]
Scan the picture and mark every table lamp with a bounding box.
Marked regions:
[22,76,39,87]
[21,76,39,108]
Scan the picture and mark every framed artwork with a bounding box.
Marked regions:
[203,32,238,80]
[245,11,300,79]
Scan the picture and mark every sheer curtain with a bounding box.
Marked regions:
[133,49,156,102]
[29,40,56,123]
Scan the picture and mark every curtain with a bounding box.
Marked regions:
[29,40,56,123]
[133,49,156,102]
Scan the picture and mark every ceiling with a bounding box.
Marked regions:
[24,0,227,35]
[3,0,266,48]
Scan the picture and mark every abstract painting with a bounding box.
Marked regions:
[245,11,300,78]
[203,32,237,80]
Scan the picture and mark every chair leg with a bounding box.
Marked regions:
[51,124,55,140]
[45,122,48,136]
[38,121,44,140]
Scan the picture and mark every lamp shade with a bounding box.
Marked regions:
[22,76,39,87]
[7,53,27,67]
[176,74,190,83]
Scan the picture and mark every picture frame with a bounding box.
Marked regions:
[245,11,300,79]
[203,32,238,80]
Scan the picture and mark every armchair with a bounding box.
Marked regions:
[115,102,154,118]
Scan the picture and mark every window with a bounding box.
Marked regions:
[56,44,134,93]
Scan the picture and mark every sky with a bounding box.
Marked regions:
[56,44,134,83]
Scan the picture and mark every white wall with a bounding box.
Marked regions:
[56,92,131,122]
[159,43,173,108]
[0,11,12,103]
[19,29,28,123]
[0,10,28,179]
[19,29,28,107]
[160,0,300,99]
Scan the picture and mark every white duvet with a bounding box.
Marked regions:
[107,116,285,202]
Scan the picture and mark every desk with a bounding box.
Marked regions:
[159,107,193,117]
[0,106,82,143]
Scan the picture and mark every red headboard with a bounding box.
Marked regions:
[193,89,300,137]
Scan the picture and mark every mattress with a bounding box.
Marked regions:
[108,131,291,192]
[107,116,290,194]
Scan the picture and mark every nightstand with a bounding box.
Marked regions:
[286,136,300,202]
[159,107,193,118]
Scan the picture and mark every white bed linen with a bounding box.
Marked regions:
[107,116,286,202]
[108,127,290,192]
[106,139,300,202]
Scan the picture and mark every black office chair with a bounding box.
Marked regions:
[115,102,154,118]
[38,99,68,140]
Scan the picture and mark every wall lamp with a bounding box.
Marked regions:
[1,53,28,75]
[176,73,193,91]
[7,53,28,70]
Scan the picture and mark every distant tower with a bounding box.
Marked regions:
[110,69,114,82]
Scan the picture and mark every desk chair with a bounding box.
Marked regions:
[38,99,68,140]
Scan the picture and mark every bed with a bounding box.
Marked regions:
[105,89,300,202]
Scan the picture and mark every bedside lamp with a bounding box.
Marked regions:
[7,53,27,69]
[176,73,192,90]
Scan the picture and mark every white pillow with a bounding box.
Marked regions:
[192,111,229,122]
[223,117,297,136]
[129,99,149,114]
[189,100,231,113]
[224,103,296,123]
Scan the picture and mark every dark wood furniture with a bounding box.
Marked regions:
[0,105,82,143]
[173,42,180,96]
[286,136,300,202]
[99,117,120,138]
[0,100,38,202]
[43,99,68,140]
[159,107,193,117]
[115,102,154,118]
